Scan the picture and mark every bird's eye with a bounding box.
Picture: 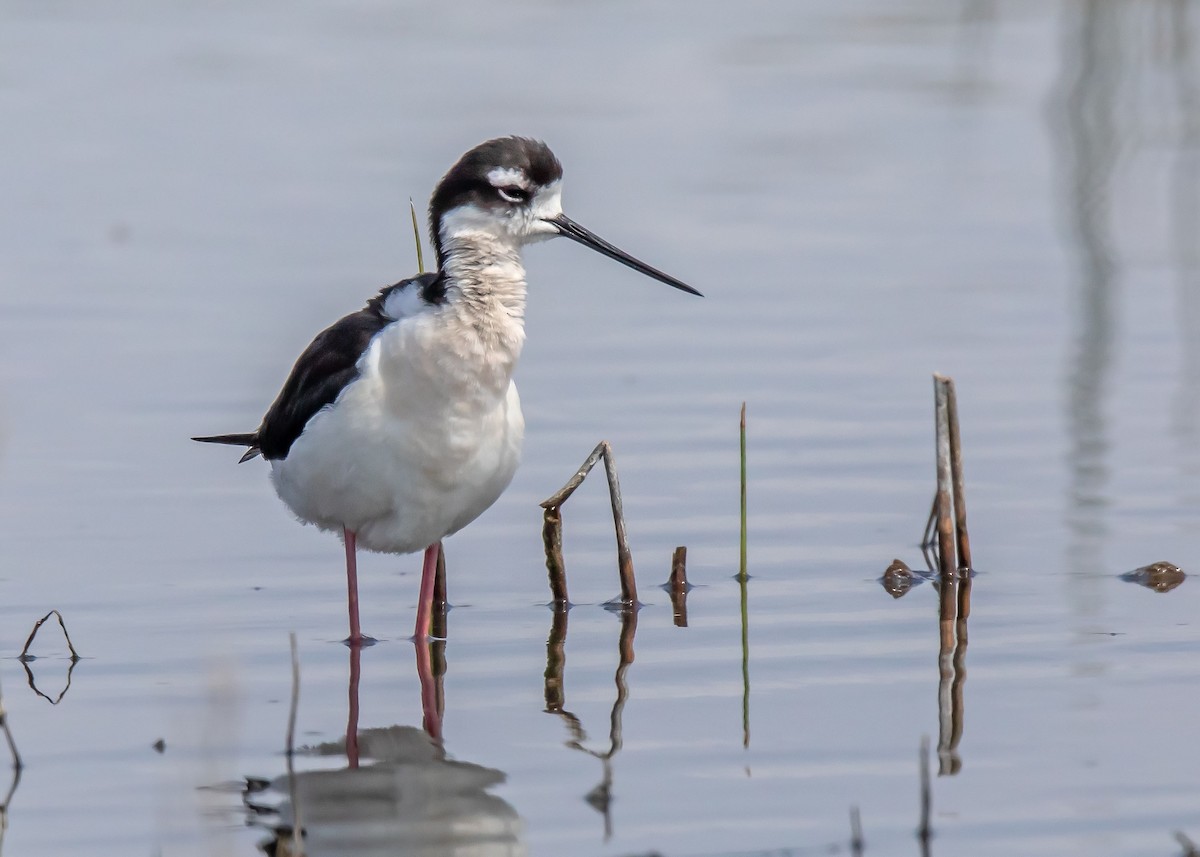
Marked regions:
[497,185,529,204]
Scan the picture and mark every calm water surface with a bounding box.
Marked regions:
[1,1,1198,855]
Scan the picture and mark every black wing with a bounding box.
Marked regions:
[193,272,445,462]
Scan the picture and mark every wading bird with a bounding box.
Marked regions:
[194,137,700,644]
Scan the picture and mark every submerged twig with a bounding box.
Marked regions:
[19,610,80,662]
[541,441,637,606]
[849,805,864,856]
[0,675,21,772]
[917,735,932,847]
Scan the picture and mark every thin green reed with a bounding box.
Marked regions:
[410,199,425,274]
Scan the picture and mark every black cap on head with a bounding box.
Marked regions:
[429,137,563,246]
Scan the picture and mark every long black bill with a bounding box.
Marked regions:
[546,213,702,297]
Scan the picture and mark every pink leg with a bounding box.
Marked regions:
[344,527,363,645]
[413,541,440,641]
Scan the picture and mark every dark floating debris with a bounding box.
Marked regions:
[663,546,691,627]
[152,739,166,754]
[1120,561,1186,593]
[880,558,929,598]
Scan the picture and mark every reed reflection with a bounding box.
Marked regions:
[1053,0,1121,580]
[17,609,82,706]
[1053,2,1200,574]
[543,605,637,842]
[933,572,971,776]
[1169,1,1200,498]
[0,675,21,857]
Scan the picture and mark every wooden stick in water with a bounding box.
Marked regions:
[20,610,80,662]
[668,546,689,627]
[542,506,569,607]
[945,378,972,571]
[932,375,957,578]
[541,441,637,606]
[669,546,688,592]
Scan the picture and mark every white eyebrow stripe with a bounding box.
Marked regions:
[487,167,531,189]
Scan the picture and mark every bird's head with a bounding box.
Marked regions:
[430,137,701,296]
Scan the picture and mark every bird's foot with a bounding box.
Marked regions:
[342,634,378,648]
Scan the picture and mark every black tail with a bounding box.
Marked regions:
[192,432,262,463]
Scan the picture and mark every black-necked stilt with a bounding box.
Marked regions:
[193,137,700,645]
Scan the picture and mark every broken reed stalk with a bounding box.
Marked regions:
[543,506,569,606]
[739,402,748,581]
[849,805,864,856]
[669,546,688,592]
[932,376,957,579]
[668,546,689,627]
[540,441,637,606]
[944,379,972,571]
[20,610,80,662]
[932,373,974,576]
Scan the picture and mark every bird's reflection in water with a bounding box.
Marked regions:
[246,604,523,856]
[246,724,523,857]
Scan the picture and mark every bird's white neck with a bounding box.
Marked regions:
[435,226,528,380]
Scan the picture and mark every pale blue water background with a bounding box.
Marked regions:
[1,1,1198,855]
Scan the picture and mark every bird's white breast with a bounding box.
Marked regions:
[269,300,525,555]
